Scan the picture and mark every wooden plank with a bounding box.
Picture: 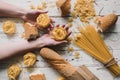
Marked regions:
[0,49,120,68]
[0,16,120,35]
[0,66,114,80]
[0,50,94,68]
[4,0,120,16]
[0,0,120,80]
[0,32,120,50]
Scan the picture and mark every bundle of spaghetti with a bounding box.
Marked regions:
[74,25,120,76]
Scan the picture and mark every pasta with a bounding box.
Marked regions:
[50,27,67,41]
[8,64,21,80]
[24,52,37,67]
[74,25,120,76]
[73,0,96,23]
[2,20,16,35]
[37,14,50,28]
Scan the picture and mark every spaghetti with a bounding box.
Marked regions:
[74,25,120,76]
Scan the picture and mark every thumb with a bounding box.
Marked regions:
[58,40,67,44]
[36,10,48,14]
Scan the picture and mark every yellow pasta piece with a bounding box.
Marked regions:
[67,46,74,52]
[2,21,16,35]
[50,27,67,41]
[74,52,80,59]
[73,0,96,23]
[8,64,21,80]
[37,14,50,28]
[24,52,37,67]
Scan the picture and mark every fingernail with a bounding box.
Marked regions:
[56,24,59,27]
[62,25,65,28]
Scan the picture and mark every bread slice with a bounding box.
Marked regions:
[23,22,39,40]
[29,71,46,80]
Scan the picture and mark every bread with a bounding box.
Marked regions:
[95,13,118,32]
[37,14,51,28]
[56,0,71,16]
[23,22,39,40]
[40,48,99,80]
[30,74,46,80]
[58,76,66,80]
[50,27,67,41]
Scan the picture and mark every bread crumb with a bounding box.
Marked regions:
[42,2,47,8]
[67,37,72,42]
[37,5,43,10]
[37,2,46,10]
[71,11,77,18]
[30,2,46,10]
[67,47,74,52]
[30,4,36,10]
[74,52,80,59]
[58,76,66,80]
[73,0,96,23]
[68,17,73,22]
[68,22,72,27]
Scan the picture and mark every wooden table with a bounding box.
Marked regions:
[0,0,120,80]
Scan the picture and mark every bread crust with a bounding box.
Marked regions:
[40,48,99,80]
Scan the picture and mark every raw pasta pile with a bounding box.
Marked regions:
[73,0,96,23]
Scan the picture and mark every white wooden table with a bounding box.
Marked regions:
[0,0,120,80]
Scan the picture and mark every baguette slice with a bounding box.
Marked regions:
[29,71,46,80]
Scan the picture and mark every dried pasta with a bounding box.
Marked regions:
[8,64,21,80]
[50,27,67,41]
[74,25,120,76]
[24,52,37,67]
[73,0,96,23]
[37,14,50,28]
[2,20,16,35]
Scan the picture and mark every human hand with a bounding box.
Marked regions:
[48,25,71,40]
[21,10,46,24]
[35,25,71,48]
[21,10,54,28]
[35,34,67,48]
